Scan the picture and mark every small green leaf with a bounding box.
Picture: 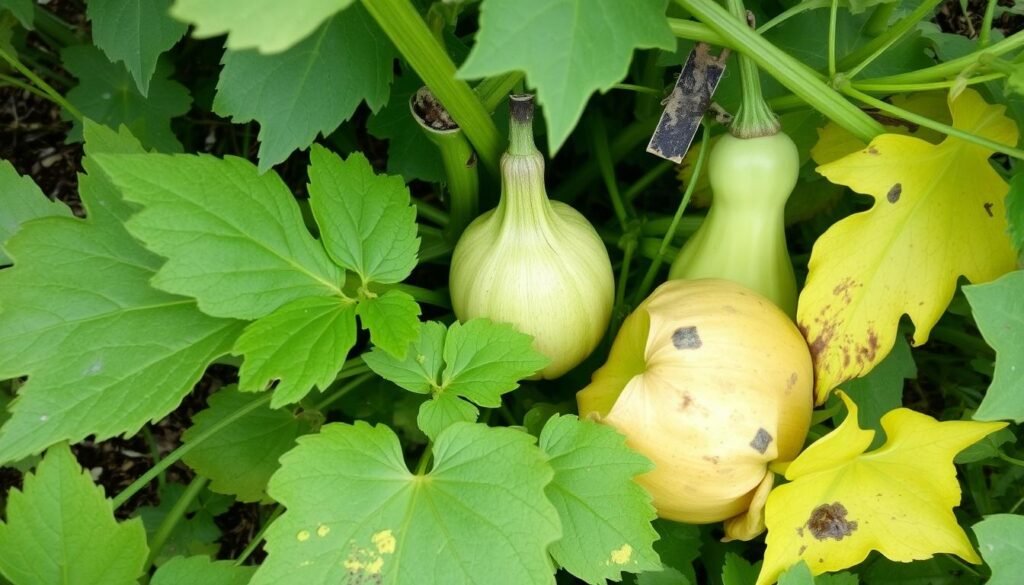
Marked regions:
[974,515,1024,585]
[136,482,227,565]
[778,562,814,585]
[441,319,550,406]
[182,387,321,502]
[363,321,447,394]
[214,7,395,171]
[251,422,561,585]
[234,297,358,407]
[62,45,191,152]
[0,160,71,265]
[652,520,702,582]
[540,415,659,584]
[638,567,692,585]
[87,0,188,95]
[0,444,148,585]
[92,152,345,320]
[722,554,761,585]
[308,146,419,285]
[0,0,31,28]
[356,289,422,358]
[152,556,256,585]
[965,270,1024,422]
[817,572,860,585]
[458,0,674,153]
[1006,173,1024,256]
[170,0,354,53]
[955,428,1017,464]
[416,391,479,441]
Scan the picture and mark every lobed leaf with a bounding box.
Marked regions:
[964,270,1024,422]
[86,0,187,95]
[0,160,71,265]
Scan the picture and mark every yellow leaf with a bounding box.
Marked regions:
[799,89,1019,401]
[755,392,1006,585]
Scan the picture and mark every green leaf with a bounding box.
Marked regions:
[182,387,322,502]
[366,71,445,183]
[778,562,814,585]
[214,6,395,171]
[441,319,550,406]
[965,270,1024,422]
[0,0,31,28]
[0,444,148,585]
[818,572,859,585]
[652,520,702,583]
[136,482,227,565]
[87,0,187,95]
[234,297,358,407]
[152,556,256,585]
[539,415,658,584]
[722,554,760,585]
[862,555,979,585]
[639,568,692,585]
[0,159,71,265]
[356,289,422,358]
[62,45,191,152]
[458,0,673,153]
[362,320,447,394]
[92,152,345,320]
[170,0,354,53]
[251,421,561,585]
[955,428,1017,464]
[1006,172,1024,256]
[0,126,243,464]
[973,514,1024,585]
[308,146,419,285]
[416,390,479,440]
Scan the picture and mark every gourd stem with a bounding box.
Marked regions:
[507,94,539,156]
[723,0,780,138]
[864,3,897,37]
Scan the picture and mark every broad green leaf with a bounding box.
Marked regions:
[0,444,147,585]
[723,553,760,585]
[234,297,358,407]
[972,514,1024,585]
[1007,173,1024,255]
[214,7,395,171]
[539,415,658,584]
[652,520,702,583]
[308,147,418,284]
[362,320,446,394]
[356,290,421,358]
[366,72,445,183]
[251,422,561,585]
[757,392,1006,585]
[92,152,345,320]
[0,160,71,265]
[170,0,353,53]
[829,335,915,447]
[416,390,479,440]
[0,0,30,28]
[0,126,243,464]
[458,0,674,153]
[136,482,227,564]
[955,428,1016,464]
[152,556,256,585]
[182,387,322,502]
[862,555,978,585]
[638,567,691,585]
[62,45,191,152]
[799,89,1019,401]
[441,319,550,406]
[87,0,187,95]
[817,573,859,585]
[778,562,814,585]
[965,270,1024,421]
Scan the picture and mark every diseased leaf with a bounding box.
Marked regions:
[0,444,148,585]
[356,289,422,359]
[0,160,71,265]
[799,89,1019,401]
[540,415,659,584]
[233,297,358,407]
[757,392,1006,585]
[250,422,561,585]
[307,146,419,285]
[972,514,1024,585]
[182,387,321,502]
[170,0,354,53]
[91,152,345,320]
[62,45,191,152]
[964,270,1024,422]
[214,6,395,171]
[87,0,187,95]
[152,556,256,585]
[0,124,243,464]
[458,0,674,153]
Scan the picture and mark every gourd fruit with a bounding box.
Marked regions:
[576,278,812,540]
[668,129,800,317]
[449,95,614,379]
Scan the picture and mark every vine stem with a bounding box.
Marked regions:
[979,0,999,48]
[0,75,54,102]
[758,0,832,33]
[0,47,83,121]
[475,72,524,113]
[836,0,943,72]
[852,73,1005,93]
[828,0,839,77]
[312,373,377,411]
[145,476,209,570]
[361,0,501,174]
[235,505,284,566]
[840,83,1024,160]
[590,115,631,228]
[724,0,779,137]
[865,30,1024,84]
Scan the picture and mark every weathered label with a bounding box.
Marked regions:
[646,43,726,163]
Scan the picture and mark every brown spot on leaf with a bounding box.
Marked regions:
[856,328,880,366]
[886,183,902,203]
[750,428,773,454]
[984,202,994,217]
[806,502,858,541]
[866,146,879,155]
[672,326,702,349]
[798,545,807,555]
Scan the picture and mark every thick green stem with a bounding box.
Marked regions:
[666,18,729,46]
[673,0,884,142]
[864,3,898,37]
[724,0,779,137]
[837,0,943,72]
[828,0,840,76]
[414,199,450,227]
[865,31,1024,85]
[361,0,501,173]
[852,73,1005,93]
[474,72,524,113]
[759,0,833,33]
[145,476,209,569]
[411,87,480,240]
[979,0,999,48]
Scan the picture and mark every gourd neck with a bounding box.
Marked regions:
[497,95,556,231]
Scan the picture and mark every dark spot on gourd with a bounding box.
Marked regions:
[806,502,857,541]
[672,326,702,349]
[787,372,798,389]
[984,202,994,217]
[679,393,694,410]
[702,455,720,465]
[750,428,773,454]
[886,183,902,204]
